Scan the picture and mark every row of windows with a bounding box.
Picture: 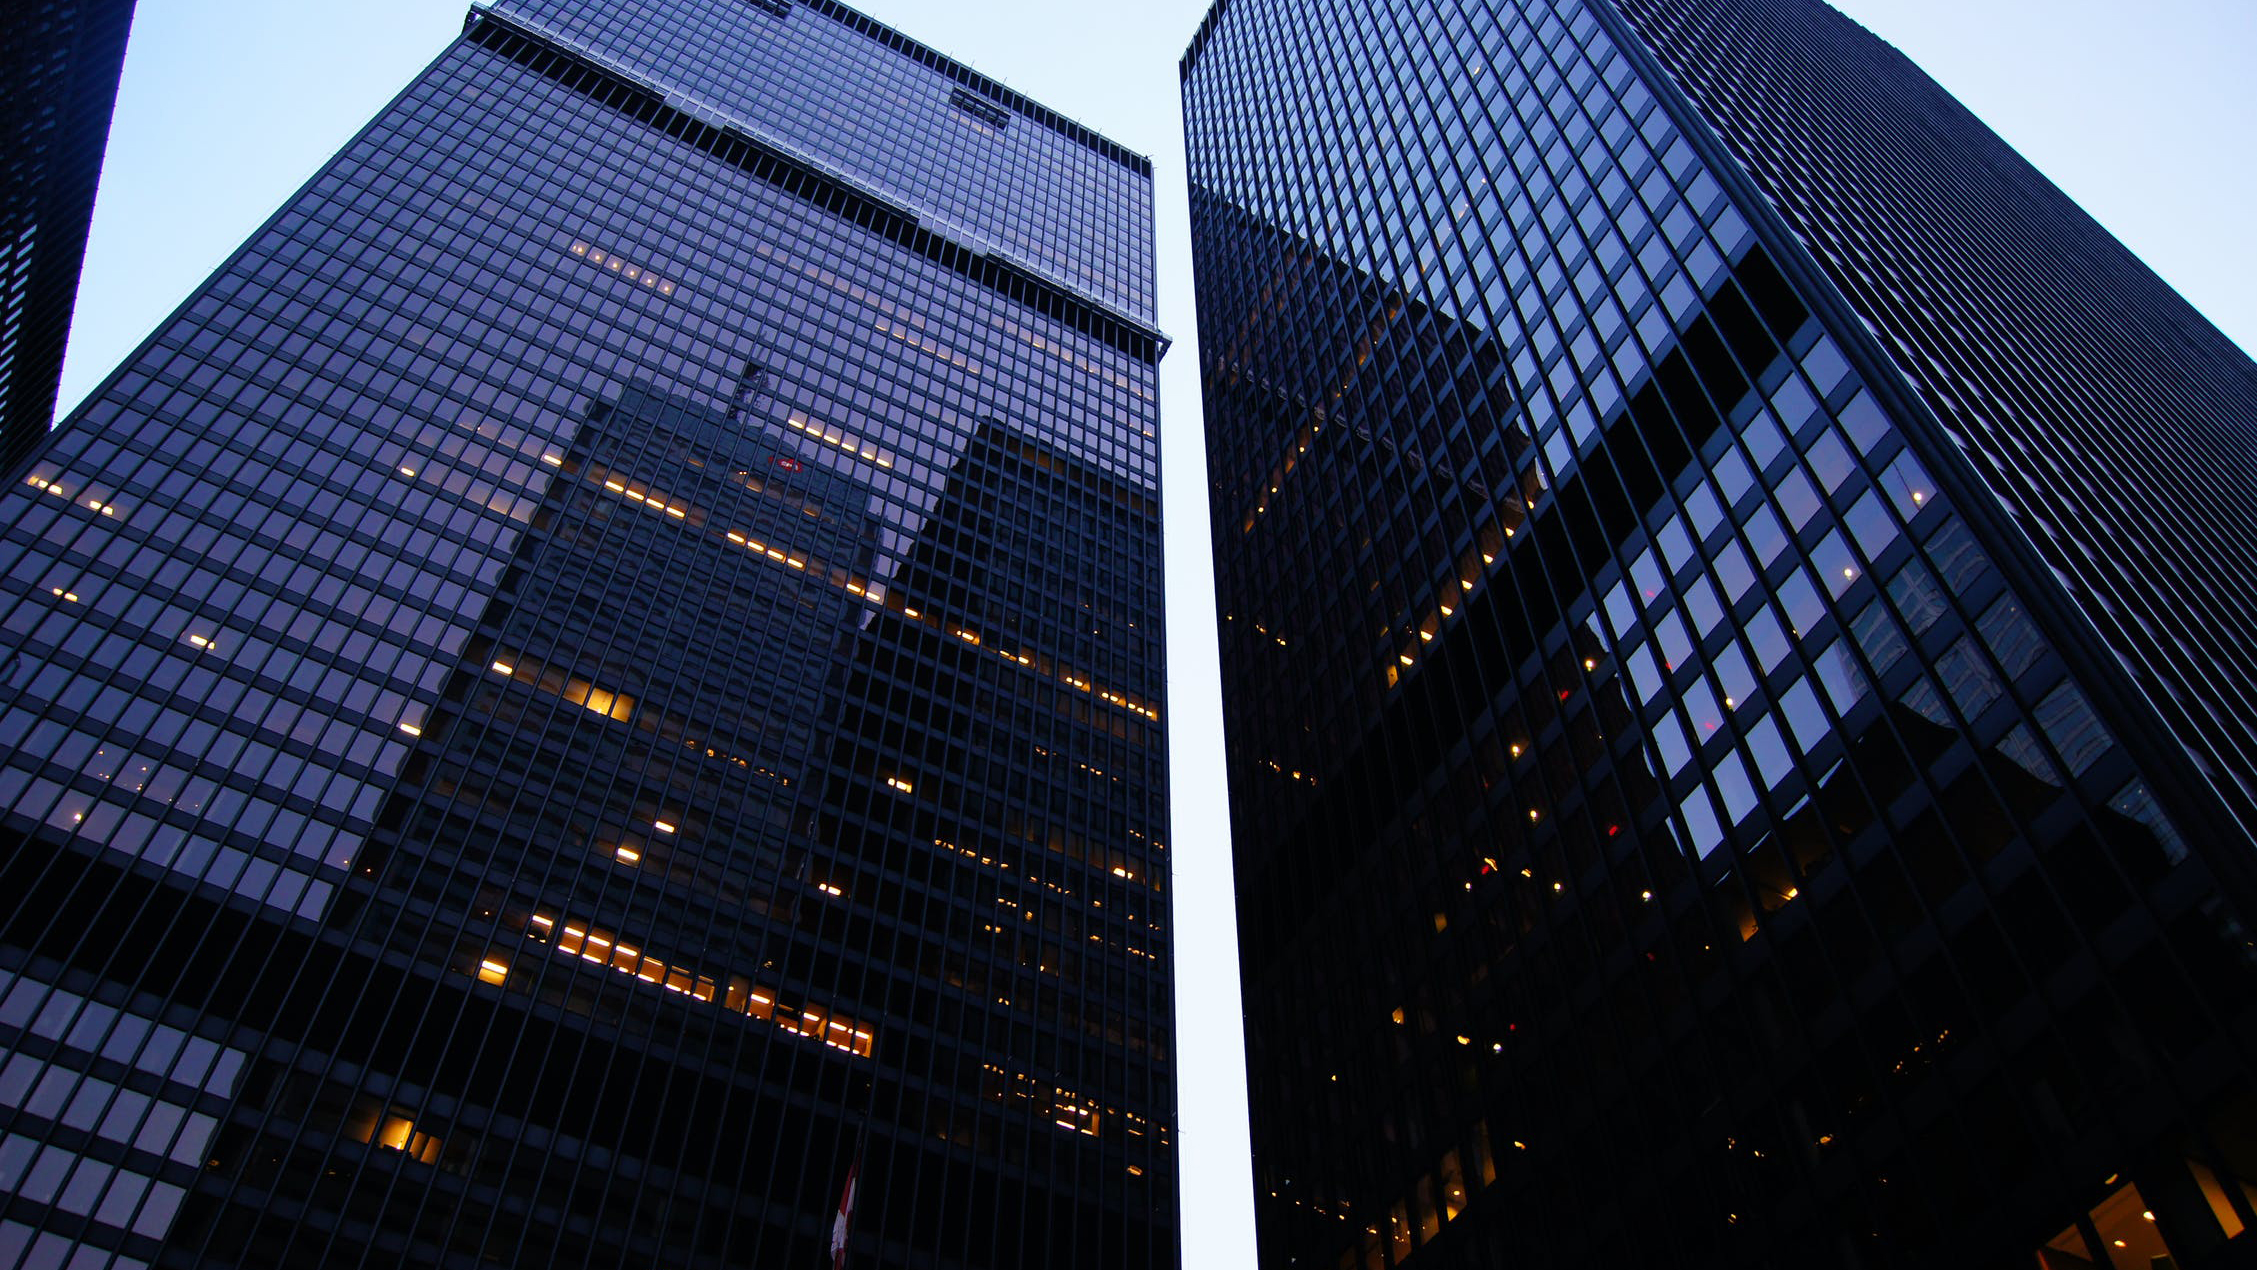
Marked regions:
[492,0,1156,321]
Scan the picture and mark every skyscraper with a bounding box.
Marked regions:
[0,0,138,471]
[1184,0,2257,1265]
[0,1,1177,1266]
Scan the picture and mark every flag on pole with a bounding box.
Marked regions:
[829,1149,860,1270]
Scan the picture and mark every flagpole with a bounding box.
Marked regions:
[831,1071,878,1270]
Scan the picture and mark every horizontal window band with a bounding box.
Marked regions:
[463,10,1169,364]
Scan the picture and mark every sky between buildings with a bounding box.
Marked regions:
[53,1,2256,1265]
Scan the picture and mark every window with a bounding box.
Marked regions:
[948,87,1011,130]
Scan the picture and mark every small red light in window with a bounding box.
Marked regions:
[772,456,802,472]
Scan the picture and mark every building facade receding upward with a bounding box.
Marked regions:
[1183,0,2257,1266]
[0,0,138,472]
[0,1,1178,1267]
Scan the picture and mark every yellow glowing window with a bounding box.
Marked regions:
[560,678,634,721]
[614,845,641,865]
[1415,1177,1441,1240]
[2189,1158,2247,1238]
[652,819,676,834]
[885,776,913,794]
[374,1115,411,1149]
[370,1114,442,1164]
[477,958,508,986]
[1440,1150,1467,1220]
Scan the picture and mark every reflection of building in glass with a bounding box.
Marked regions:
[1185,0,2257,1266]
[813,415,1172,1174]
[0,0,137,469]
[0,0,1174,1265]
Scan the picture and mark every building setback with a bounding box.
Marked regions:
[1183,0,2257,1265]
[0,0,138,472]
[0,1,1177,1266]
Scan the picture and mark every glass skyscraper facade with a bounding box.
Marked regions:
[0,2,1176,1267]
[1184,0,2257,1266]
[0,0,138,470]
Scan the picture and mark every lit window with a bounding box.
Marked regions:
[350,1108,442,1165]
[560,677,634,722]
[477,958,508,986]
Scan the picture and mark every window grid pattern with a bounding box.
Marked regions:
[1609,0,2257,863]
[1184,0,2257,1264]
[0,7,1173,1269]
[493,0,1159,323]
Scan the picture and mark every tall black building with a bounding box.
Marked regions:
[1185,0,2257,1266]
[0,0,1177,1266]
[0,0,138,471]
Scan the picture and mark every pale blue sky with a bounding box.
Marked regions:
[56,2,2254,1265]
